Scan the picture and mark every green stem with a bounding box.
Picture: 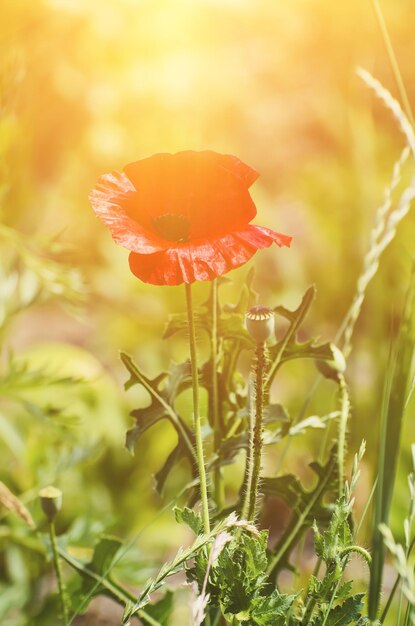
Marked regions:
[185,283,210,534]
[49,520,69,626]
[247,342,266,521]
[380,573,402,624]
[380,531,415,623]
[211,279,225,510]
[338,545,372,567]
[241,397,255,521]
[302,595,318,624]
[337,375,350,497]
[58,548,162,626]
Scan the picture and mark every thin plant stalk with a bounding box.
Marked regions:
[371,0,415,129]
[241,390,255,522]
[185,283,210,534]
[246,342,266,521]
[369,272,415,621]
[211,279,224,510]
[241,341,267,521]
[337,375,350,497]
[48,519,69,626]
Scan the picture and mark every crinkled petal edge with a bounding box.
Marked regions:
[128,224,292,286]
[89,171,167,253]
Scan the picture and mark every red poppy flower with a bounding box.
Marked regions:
[89,151,291,285]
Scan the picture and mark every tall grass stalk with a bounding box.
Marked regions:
[357,68,415,158]
[279,75,415,471]
[338,67,415,358]
[368,271,415,621]
[338,144,410,357]
[370,0,415,130]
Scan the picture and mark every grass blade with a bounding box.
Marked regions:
[368,269,415,620]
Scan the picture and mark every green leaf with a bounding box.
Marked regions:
[174,506,203,535]
[121,353,197,490]
[278,339,336,365]
[266,286,336,390]
[249,592,295,625]
[127,514,240,619]
[324,594,365,625]
[189,531,295,625]
[89,536,122,578]
[154,440,191,495]
[63,535,125,614]
[314,497,352,563]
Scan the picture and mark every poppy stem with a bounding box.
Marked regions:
[242,341,266,522]
[337,374,350,497]
[211,279,225,510]
[249,342,267,521]
[48,519,69,626]
[185,283,211,534]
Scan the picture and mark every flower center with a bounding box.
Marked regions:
[152,213,190,243]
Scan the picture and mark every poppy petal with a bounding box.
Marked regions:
[122,151,258,239]
[89,171,167,253]
[128,225,291,286]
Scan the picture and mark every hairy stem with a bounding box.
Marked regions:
[211,279,225,510]
[49,520,69,626]
[337,375,350,497]
[185,283,210,533]
[246,342,266,521]
[339,545,372,567]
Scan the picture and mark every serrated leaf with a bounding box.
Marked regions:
[174,506,203,535]
[324,594,365,625]
[273,286,316,323]
[279,340,336,364]
[249,592,295,625]
[128,514,240,618]
[313,497,352,562]
[266,286,339,391]
[121,353,197,490]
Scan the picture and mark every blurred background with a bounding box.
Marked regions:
[1,0,415,623]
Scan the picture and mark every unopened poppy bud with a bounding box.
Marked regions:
[245,306,275,343]
[39,486,62,522]
[316,344,346,382]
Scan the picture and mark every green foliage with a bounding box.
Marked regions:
[123,514,244,623]
[264,448,338,577]
[189,530,295,625]
[121,352,197,494]
[298,497,369,626]
[174,506,203,535]
[123,282,338,513]
[2,2,415,623]
[267,286,336,389]
[369,271,415,620]
[323,594,366,626]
